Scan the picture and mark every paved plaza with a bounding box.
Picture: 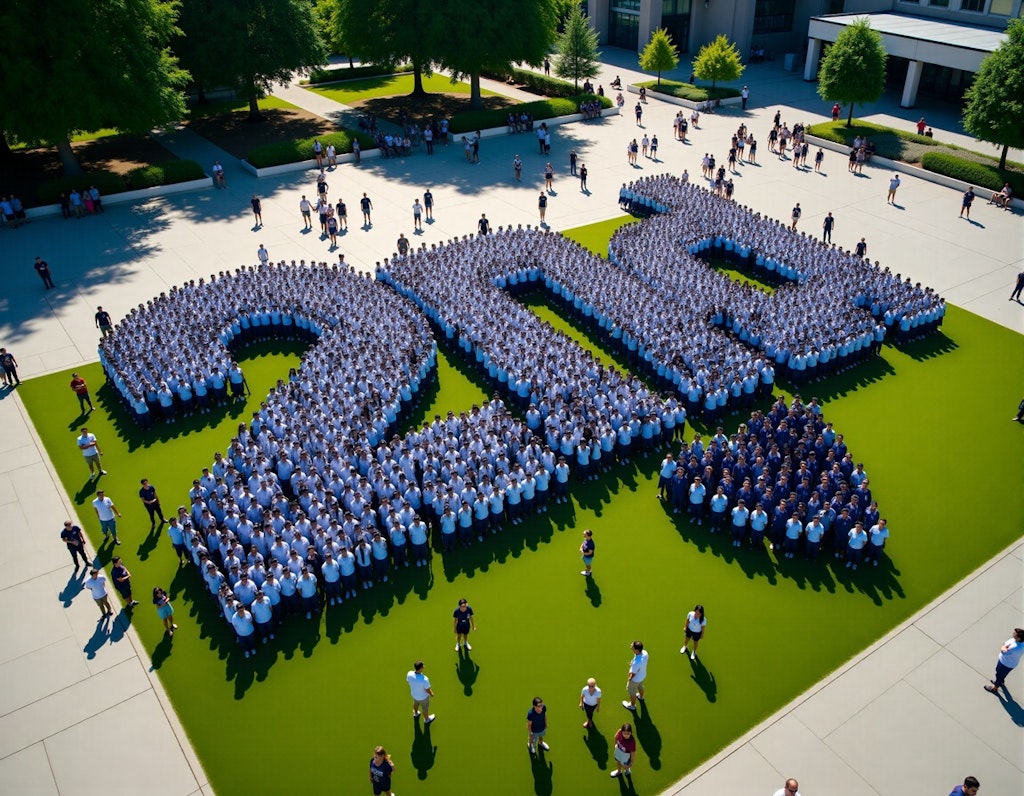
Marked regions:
[0,53,1020,795]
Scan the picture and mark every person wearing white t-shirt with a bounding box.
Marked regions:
[680,604,706,660]
[84,568,114,617]
[407,660,436,723]
[985,628,1024,693]
[92,490,122,545]
[772,777,801,796]
[622,640,648,710]
[579,677,602,729]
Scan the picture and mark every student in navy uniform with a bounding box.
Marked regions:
[369,747,396,796]
[527,696,550,754]
[138,478,165,527]
[453,598,476,650]
[61,521,90,567]
[580,529,595,576]
[423,188,434,221]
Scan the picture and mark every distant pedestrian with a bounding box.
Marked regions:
[984,627,1024,693]
[610,723,635,778]
[153,586,177,636]
[369,747,396,796]
[544,162,553,191]
[1011,271,1024,301]
[948,775,981,796]
[960,186,975,219]
[326,142,337,167]
[352,138,361,163]
[251,194,263,226]
[360,193,373,226]
[822,212,834,243]
[916,117,926,136]
[413,198,423,231]
[92,489,122,545]
[543,57,550,77]
[84,568,114,617]
[70,373,95,412]
[579,163,588,192]
[635,102,643,125]
[569,149,578,176]
[579,677,602,728]
[212,160,226,188]
[650,135,659,160]
[790,202,801,230]
[831,103,841,121]
[887,174,901,204]
[680,604,706,660]
[138,478,165,527]
[622,640,648,710]
[538,192,548,225]
[580,528,595,576]
[855,237,868,258]
[407,660,436,723]
[513,155,522,181]
[0,347,19,386]
[77,426,105,478]
[313,138,324,167]
[423,189,434,221]
[478,214,491,236]
[396,233,409,256]
[34,256,55,289]
[814,147,824,172]
[453,598,476,650]
[95,306,113,337]
[526,696,549,754]
[61,520,90,568]
[741,85,749,110]
[257,244,269,265]
[110,556,139,607]
[299,195,312,229]
[772,778,801,796]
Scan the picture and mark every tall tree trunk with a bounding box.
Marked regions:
[247,83,264,122]
[999,143,1008,171]
[412,63,426,96]
[56,139,84,177]
[657,71,661,85]
[469,74,483,109]
[846,104,854,127]
[348,55,354,68]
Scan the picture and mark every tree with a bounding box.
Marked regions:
[442,0,559,108]
[313,0,356,66]
[816,19,887,127]
[334,0,438,95]
[176,0,328,121]
[0,0,188,175]
[638,28,679,85]
[962,18,1024,170]
[555,5,601,91]
[691,34,744,91]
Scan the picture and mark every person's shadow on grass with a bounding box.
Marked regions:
[633,701,662,769]
[690,656,718,702]
[585,575,602,607]
[149,633,173,671]
[583,724,609,770]
[530,751,554,796]
[455,649,480,695]
[410,719,437,779]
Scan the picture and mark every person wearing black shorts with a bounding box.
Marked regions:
[680,604,706,661]
[453,598,476,651]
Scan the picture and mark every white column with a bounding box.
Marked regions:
[803,38,823,82]
[901,60,924,108]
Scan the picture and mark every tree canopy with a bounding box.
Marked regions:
[0,0,189,174]
[639,28,679,85]
[962,18,1024,170]
[816,19,887,126]
[554,5,601,90]
[691,34,744,90]
[176,0,327,120]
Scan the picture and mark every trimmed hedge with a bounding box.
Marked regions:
[482,67,585,99]
[36,159,205,205]
[920,152,1024,196]
[637,79,741,102]
[808,120,937,148]
[307,63,413,85]
[246,130,376,169]
[449,96,612,136]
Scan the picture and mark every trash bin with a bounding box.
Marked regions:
[783,53,796,72]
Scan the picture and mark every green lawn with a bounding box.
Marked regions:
[20,221,1024,796]
[308,73,497,105]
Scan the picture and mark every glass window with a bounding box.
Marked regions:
[663,0,691,15]
[753,0,796,35]
[959,0,985,11]
[612,0,641,11]
[898,0,919,4]
[929,0,949,7]
[609,10,640,49]
[989,0,1012,13]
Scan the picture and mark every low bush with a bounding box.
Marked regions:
[920,152,1024,196]
[807,120,937,149]
[307,63,413,85]
[636,79,741,102]
[37,171,130,204]
[449,96,612,135]
[483,67,586,99]
[126,160,206,189]
[246,130,376,169]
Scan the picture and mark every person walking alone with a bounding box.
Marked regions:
[984,627,1024,693]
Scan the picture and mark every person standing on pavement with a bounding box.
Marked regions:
[138,478,165,528]
[579,163,588,192]
[251,194,263,227]
[478,214,491,236]
[92,490,122,545]
[538,192,548,225]
[70,373,95,413]
[1010,271,1024,301]
[77,427,105,478]
[257,244,270,265]
[772,778,801,796]
[960,186,975,219]
[741,85,749,110]
[94,306,113,337]
[579,677,602,729]
[423,188,434,221]
[61,520,90,568]
[407,660,436,723]
[110,556,139,607]
[84,568,114,617]
[413,198,423,231]
[34,256,55,289]
[360,193,373,227]
[822,212,835,243]
[948,775,980,796]
[984,628,1024,693]
[887,174,901,204]
[622,640,649,711]
[790,202,801,231]
[299,195,312,230]
[0,347,19,386]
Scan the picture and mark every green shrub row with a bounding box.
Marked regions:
[307,63,413,85]
[920,151,1024,196]
[807,120,937,149]
[482,67,586,99]
[637,79,741,102]
[449,95,612,135]
[246,130,376,169]
[36,160,204,204]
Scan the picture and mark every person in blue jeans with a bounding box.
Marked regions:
[985,628,1024,693]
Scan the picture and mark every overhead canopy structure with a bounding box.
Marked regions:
[804,12,1009,107]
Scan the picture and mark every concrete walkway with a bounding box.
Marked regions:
[0,53,1020,796]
